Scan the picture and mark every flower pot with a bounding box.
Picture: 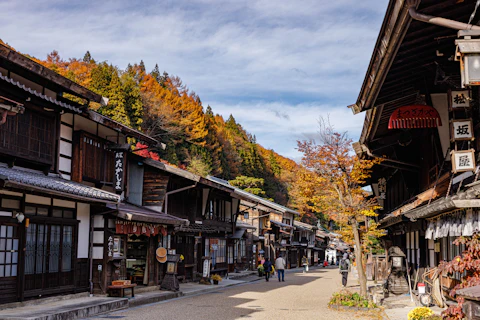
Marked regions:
[213,280,219,285]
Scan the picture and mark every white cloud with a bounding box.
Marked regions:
[0,0,387,159]
[211,101,365,160]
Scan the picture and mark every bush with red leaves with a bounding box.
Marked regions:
[439,234,480,319]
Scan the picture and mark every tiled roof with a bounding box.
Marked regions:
[0,166,120,202]
[0,72,83,113]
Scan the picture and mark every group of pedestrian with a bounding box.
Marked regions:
[261,251,352,288]
[260,255,287,282]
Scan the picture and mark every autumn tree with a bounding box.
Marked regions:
[296,120,383,297]
[24,47,299,205]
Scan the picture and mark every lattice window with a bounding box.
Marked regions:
[0,225,19,278]
[0,108,55,164]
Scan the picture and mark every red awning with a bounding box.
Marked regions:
[388,105,442,129]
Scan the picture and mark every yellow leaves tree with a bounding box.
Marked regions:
[296,119,383,297]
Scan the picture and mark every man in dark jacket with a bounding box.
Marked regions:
[339,252,350,287]
[263,258,273,282]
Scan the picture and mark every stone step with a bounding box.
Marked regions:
[0,297,128,320]
[128,291,182,308]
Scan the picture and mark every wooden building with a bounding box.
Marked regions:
[351,0,480,291]
[222,180,299,270]
[0,43,123,303]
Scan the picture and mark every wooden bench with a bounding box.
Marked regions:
[108,284,137,298]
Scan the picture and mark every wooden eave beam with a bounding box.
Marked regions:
[0,44,102,103]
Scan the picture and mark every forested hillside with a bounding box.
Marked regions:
[5,46,298,205]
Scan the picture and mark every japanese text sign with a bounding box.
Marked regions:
[113,151,125,193]
[451,149,476,173]
[378,177,386,200]
[451,119,474,141]
[450,90,471,109]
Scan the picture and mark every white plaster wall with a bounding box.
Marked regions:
[59,157,71,173]
[25,194,51,205]
[202,189,210,215]
[53,199,75,208]
[77,203,90,258]
[93,247,103,260]
[61,113,73,125]
[0,190,22,197]
[59,140,72,157]
[93,231,104,244]
[232,198,239,214]
[60,124,73,141]
[431,93,450,160]
[93,215,104,228]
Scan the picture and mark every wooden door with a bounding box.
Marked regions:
[0,224,20,303]
[24,223,75,296]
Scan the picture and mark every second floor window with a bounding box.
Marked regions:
[0,108,55,165]
[206,199,227,221]
[73,132,114,184]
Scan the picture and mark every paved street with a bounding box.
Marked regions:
[95,268,375,320]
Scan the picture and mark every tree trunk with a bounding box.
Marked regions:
[352,221,367,297]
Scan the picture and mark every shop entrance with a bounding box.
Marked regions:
[126,234,148,285]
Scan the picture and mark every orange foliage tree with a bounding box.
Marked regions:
[296,120,383,297]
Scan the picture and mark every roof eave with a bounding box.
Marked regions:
[351,0,412,115]
[2,180,119,204]
[0,44,102,103]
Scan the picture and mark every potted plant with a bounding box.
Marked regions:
[257,264,264,277]
[211,274,222,285]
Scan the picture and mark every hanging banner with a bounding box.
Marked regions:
[450,90,471,109]
[114,151,125,193]
[388,105,442,129]
[451,119,474,141]
[115,220,166,237]
[451,149,476,173]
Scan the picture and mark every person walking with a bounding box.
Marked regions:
[263,258,272,282]
[339,252,350,287]
[301,255,309,273]
[275,255,286,282]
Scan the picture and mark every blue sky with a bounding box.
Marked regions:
[0,0,388,160]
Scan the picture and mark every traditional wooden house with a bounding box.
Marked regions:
[216,179,299,269]
[293,221,317,266]
[351,0,480,291]
[121,160,246,282]
[0,43,124,303]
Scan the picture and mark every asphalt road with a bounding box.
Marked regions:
[97,268,374,320]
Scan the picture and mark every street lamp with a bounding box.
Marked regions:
[456,30,480,87]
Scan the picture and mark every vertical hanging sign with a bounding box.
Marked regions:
[449,90,471,109]
[114,151,125,193]
[107,235,114,262]
[378,178,387,200]
[451,149,476,173]
[451,119,474,141]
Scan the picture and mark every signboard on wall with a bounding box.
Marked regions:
[451,149,476,173]
[378,178,386,200]
[450,90,471,109]
[451,119,474,141]
[107,236,114,261]
[202,259,211,278]
[114,151,126,193]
